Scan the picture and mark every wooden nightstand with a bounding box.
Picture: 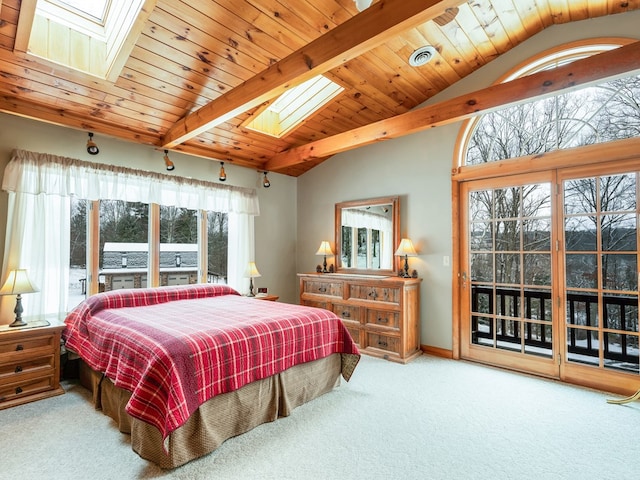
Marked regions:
[0,318,65,409]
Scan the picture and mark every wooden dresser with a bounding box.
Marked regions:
[0,320,65,409]
[298,273,422,363]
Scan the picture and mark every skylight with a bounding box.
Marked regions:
[55,0,110,22]
[245,75,345,138]
[16,0,151,81]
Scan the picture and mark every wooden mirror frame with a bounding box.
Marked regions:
[334,196,400,275]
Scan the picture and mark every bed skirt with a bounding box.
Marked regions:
[78,353,347,468]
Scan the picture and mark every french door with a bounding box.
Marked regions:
[460,164,640,392]
[460,172,559,378]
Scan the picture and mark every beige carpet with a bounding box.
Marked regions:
[1,354,638,480]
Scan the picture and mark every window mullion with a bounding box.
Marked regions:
[87,200,100,296]
[148,203,160,287]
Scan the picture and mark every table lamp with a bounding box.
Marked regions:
[316,241,334,273]
[0,269,39,327]
[246,262,261,297]
[394,238,417,278]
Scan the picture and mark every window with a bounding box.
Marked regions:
[68,196,87,310]
[244,75,344,138]
[100,200,149,291]
[67,200,230,304]
[207,211,228,283]
[20,0,151,80]
[459,42,640,167]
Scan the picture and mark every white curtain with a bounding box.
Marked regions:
[1,149,259,317]
[227,213,254,295]
[2,191,70,317]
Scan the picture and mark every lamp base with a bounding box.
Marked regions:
[398,255,410,278]
[248,278,256,297]
[9,294,26,327]
[9,318,27,328]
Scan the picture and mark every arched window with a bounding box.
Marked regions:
[458,40,640,167]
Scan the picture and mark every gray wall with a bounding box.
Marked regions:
[296,10,640,351]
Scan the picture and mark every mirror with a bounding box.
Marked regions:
[335,196,399,275]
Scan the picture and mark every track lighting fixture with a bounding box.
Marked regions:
[263,171,271,188]
[163,150,175,171]
[219,162,227,181]
[86,132,99,155]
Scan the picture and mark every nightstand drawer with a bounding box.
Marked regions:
[0,334,57,355]
[0,374,56,403]
[0,354,55,381]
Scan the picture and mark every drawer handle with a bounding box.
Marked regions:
[377,340,388,347]
[368,290,378,299]
[16,344,24,351]
[342,311,351,318]
[15,387,23,394]
[377,317,389,324]
[318,286,327,293]
[15,365,23,373]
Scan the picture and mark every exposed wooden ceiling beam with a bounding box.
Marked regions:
[161,0,462,148]
[0,94,259,169]
[0,95,160,145]
[264,40,640,173]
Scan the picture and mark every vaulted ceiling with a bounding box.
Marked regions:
[1,0,639,177]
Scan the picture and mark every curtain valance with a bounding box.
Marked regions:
[341,209,391,231]
[2,149,259,215]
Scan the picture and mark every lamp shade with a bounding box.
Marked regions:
[0,269,39,296]
[394,238,418,257]
[316,241,334,256]
[245,262,261,278]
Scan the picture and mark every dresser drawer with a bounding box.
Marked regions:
[332,303,360,322]
[301,298,330,310]
[301,279,343,298]
[349,284,400,304]
[365,332,400,355]
[365,310,400,330]
[0,374,56,404]
[0,354,55,381]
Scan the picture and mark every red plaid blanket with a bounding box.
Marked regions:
[63,284,359,440]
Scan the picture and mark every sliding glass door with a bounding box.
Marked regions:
[460,164,640,391]
[559,166,639,390]
[460,172,559,378]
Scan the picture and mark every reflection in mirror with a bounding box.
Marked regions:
[335,196,399,275]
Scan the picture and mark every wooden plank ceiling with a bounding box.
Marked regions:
[0,0,639,177]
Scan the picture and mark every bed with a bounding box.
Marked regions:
[62,283,360,468]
